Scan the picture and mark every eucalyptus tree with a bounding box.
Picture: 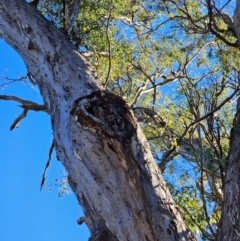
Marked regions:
[0,0,240,240]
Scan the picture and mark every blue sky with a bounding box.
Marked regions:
[0,40,90,240]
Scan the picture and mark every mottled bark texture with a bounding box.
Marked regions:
[0,1,196,240]
[217,1,240,240]
[217,99,240,240]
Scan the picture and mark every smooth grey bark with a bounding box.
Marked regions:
[0,1,196,240]
[217,1,240,240]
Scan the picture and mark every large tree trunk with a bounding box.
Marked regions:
[217,98,240,240]
[217,1,240,240]
[0,1,196,240]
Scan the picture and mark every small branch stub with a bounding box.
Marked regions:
[77,216,86,225]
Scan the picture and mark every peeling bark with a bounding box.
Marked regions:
[0,1,196,240]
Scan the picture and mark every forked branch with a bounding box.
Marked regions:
[0,95,47,130]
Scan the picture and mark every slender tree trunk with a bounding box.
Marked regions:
[0,1,196,240]
[217,2,240,240]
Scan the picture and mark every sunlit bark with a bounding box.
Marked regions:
[0,1,196,240]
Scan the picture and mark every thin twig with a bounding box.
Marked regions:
[0,75,27,87]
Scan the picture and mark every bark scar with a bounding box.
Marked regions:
[71,90,137,139]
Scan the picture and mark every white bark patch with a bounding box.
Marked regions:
[73,149,82,161]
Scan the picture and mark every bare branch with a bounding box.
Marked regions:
[40,139,55,191]
[129,70,186,108]
[10,108,28,130]
[0,75,28,87]
[0,95,47,112]
[184,41,215,70]
[104,9,112,88]
[129,79,150,107]
[0,95,47,130]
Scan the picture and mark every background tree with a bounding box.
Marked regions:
[1,0,240,240]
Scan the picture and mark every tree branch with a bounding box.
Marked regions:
[104,9,112,87]
[0,95,47,112]
[160,86,240,171]
[0,95,47,130]
[10,108,28,130]
[40,139,55,191]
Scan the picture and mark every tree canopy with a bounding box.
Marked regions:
[1,0,240,240]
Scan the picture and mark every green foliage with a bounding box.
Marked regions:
[37,0,240,239]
